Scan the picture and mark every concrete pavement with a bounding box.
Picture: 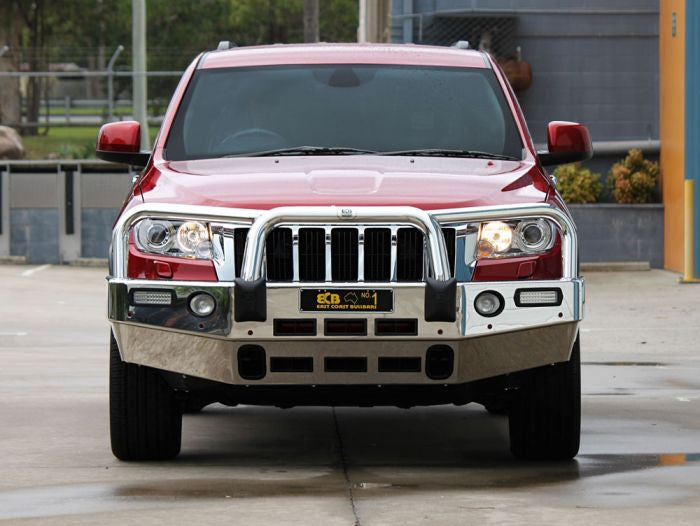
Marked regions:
[0,265,699,525]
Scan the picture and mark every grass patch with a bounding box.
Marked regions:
[21,126,159,160]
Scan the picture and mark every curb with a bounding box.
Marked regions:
[581,261,650,272]
[69,258,109,268]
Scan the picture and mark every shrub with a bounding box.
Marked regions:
[553,162,602,204]
[608,149,659,204]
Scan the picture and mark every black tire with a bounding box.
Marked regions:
[110,332,182,460]
[508,333,581,460]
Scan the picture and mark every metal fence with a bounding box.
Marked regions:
[0,69,182,128]
[0,160,134,264]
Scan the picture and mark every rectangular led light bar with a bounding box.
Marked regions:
[515,288,562,307]
[132,290,173,306]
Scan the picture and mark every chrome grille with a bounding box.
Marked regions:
[226,225,456,282]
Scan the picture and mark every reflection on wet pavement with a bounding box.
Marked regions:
[1,400,699,520]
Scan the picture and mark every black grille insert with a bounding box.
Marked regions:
[325,357,367,373]
[442,227,456,276]
[234,228,249,278]
[364,228,391,281]
[378,357,422,372]
[397,227,423,281]
[270,357,313,373]
[266,228,293,281]
[299,228,325,281]
[331,228,358,281]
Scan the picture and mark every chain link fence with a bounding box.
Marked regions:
[394,12,518,57]
[0,45,186,130]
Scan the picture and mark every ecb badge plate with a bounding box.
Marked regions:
[300,289,394,313]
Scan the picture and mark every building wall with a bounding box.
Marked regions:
[686,0,700,279]
[391,0,659,145]
[660,0,685,272]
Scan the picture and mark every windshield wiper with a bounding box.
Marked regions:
[228,146,379,157]
[379,148,519,160]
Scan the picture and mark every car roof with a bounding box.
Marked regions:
[199,43,491,70]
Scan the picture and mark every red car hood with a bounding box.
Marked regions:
[139,156,550,211]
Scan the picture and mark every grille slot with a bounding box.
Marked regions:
[234,228,249,277]
[273,319,317,336]
[442,227,456,276]
[364,228,391,281]
[325,357,367,373]
[324,318,368,336]
[397,227,424,281]
[378,357,422,373]
[331,228,358,281]
[266,228,293,281]
[375,318,418,336]
[270,357,313,373]
[299,228,325,281]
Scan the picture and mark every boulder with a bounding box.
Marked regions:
[0,125,24,159]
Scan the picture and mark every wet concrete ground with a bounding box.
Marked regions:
[0,265,699,525]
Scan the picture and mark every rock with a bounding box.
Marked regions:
[0,125,24,159]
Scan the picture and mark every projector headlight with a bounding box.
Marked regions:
[134,219,213,259]
[514,219,553,252]
[136,219,175,253]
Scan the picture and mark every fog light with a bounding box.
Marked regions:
[132,290,173,306]
[474,291,504,317]
[189,292,216,317]
[515,288,562,307]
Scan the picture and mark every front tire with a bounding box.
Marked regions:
[110,332,182,460]
[508,334,581,460]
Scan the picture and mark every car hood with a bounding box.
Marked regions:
[140,156,549,211]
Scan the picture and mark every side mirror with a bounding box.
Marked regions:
[96,121,150,167]
[538,121,592,166]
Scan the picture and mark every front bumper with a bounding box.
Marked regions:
[109,278,583,385]
[108,202,583,386]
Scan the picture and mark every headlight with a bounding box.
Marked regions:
[476,219,555,259]
[478,221,513,256]
[515,219,553,252]
[136,219,175,252]
[177,221,209,254]
[134,219,212,259]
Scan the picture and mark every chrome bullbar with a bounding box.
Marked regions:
[111,203,578,280]
[108,203,583,385]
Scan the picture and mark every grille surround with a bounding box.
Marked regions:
[226,224,456,283]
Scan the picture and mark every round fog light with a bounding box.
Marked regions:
[474,291,504,317]
[189,293,216,317]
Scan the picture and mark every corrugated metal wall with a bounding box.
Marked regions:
[391,0,659,145]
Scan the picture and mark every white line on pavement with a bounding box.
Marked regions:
[0,332,27,336]
[20,265,51,277]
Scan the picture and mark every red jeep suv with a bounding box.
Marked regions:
[98,43,591,461]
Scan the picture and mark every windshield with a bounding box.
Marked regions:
[165,64,523,161]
